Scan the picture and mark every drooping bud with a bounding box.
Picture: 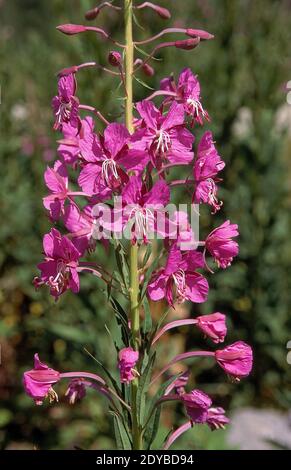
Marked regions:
[175,38,200,50]
[150,4,171,19]
[142,63,155,77]
[108,51,122,67]
[186,28,214,40]
[56,24,87,35]
[85,8,100,20]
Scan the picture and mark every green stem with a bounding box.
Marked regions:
[124,0,142,450]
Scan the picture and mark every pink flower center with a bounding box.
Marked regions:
[55,101,72,126]
[129,207,154,241]
[47,260,69,294]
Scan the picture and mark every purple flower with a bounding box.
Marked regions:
[181,389,212,423]
[132,100,194,169]
[120,175,170,244]
[23,353,60,405]
[160,68,209,126]
[193,131,225,213]
[196,312,227,344]
[215,341,253,381]
[148,244,208,306]
[33,228,81,298]
[52,73,79,131]
[205,220,239,269]
[78,123,148,198]
[118,347,139,384]
[43,160,68,220]
[206,407,229,431]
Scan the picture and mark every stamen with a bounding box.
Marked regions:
[207,178,223,214]
[128,207,154,241]
[186,98,208,124]
[101,159,119,186]
[155,130,171,153]
[172,269,186,302]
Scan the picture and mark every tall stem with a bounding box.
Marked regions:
[124,0,142,450]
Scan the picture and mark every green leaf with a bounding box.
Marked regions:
[112,412,132,450]
[142,296,152,334]
[136,352,156,425]
[133,75,155,91]
[115,243,130,289]
[144,407,162,450]
[140,254,161,300]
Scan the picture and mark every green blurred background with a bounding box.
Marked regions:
[0,0,291,450]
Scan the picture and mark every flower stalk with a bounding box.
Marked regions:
[124,0,142,450]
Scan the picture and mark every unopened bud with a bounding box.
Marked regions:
[85,8,100,20]
[142,63,155,77]
[186,28,214,40]
[152,5,171,20]
[108,51,122,67]
[56,24,87,35]
[175,38,200,50]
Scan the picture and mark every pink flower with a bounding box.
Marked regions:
[120,175,170,244]
[33,228,81,298]
[23,353,60,405]
[52,73,79,131]
[148,244,208,306]
[206,407,229,431]
[78,122,148,198]
[43,160,68,220]
[181,389,212,423]
[215,341,253,380]
[160,68,209,125]
[205,220,239,269]
[193,131,225,213]
[58,116,95,166]
[196,312,227,344]
[118,347,139,384]
[132,100,194,169]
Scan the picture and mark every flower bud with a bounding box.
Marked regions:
[108,51,122,67]
[186,28,214,40]
[56,24,87,35]
[152,5,171,19]
[85,8,100,20]
[175,38,200,50]
[142,63,155,77]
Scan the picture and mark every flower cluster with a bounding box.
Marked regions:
[24,0,252,451]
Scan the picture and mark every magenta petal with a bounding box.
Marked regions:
[185,273,209,303]
[104,123,130,157]
[147,272,167,301]
[136,100,160,130]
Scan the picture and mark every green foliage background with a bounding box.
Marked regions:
[0,0,291,449]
